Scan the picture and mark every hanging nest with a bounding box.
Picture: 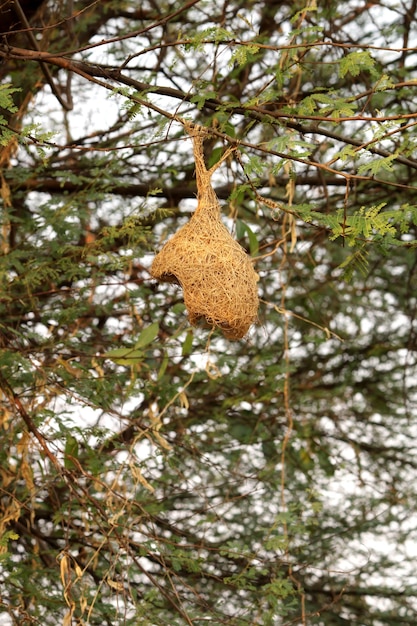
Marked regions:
[151,125,259,340]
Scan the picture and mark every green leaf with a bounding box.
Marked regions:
[104,347,145,365]
[181,329,194,356]
[64,434,79,470]
[0,83,19,116]
[374,73,394,91]
[357,153,398,175]
[172,302,186,314]
[190,90,218,110]
[229,44,260,67]
[337,145,357,162]
[339,50,376,78]
[207,146,224,168]
[245,223,259,256]
[235,219,246,240]
[135,322,159,349]
[236,220,259,256]
[0,531,19,561]
[339,247,369,281]
[290,5,317,23]
[0,530,19,547]
[157,351,169,380]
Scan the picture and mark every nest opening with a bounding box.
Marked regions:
[151,125,259,340]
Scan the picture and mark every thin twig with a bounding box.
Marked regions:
[0,371,62,472]
[12,0,73,111]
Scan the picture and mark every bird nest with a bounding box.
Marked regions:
[151,125,259,340]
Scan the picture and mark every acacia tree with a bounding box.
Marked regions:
[1,1,417,624]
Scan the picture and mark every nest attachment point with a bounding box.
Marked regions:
[151,125,259,340]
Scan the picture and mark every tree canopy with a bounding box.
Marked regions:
[1,1,417,624]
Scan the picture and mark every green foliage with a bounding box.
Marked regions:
[298,91,357,117]
[330,203,397,242]
[339,50,377,78]
[236,219,259,255]
[184,26,233,51]
[0,84,19,146]
[0,83,19,122]
[0,531,19,562]
[357,153,398,175]
[298,202,413,264]
[190,86,218,109]
[229,43,260,67]
[338,246,369,280]
[104,322,159,364]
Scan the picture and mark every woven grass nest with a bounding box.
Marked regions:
[151,125,259,340]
